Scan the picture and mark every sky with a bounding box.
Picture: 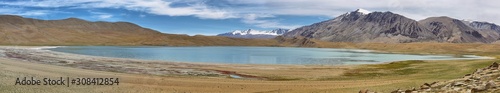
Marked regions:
[0,0,499,35]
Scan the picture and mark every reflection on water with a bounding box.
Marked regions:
[49,46,490,65]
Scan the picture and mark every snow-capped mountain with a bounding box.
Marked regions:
[217,29,290,38]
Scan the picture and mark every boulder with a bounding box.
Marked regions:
[486,80,497,89]
[472,85,487,92]
[489,62,499,69]
[475,69,483,74]
[420,84,430,90]
[453,82,466,87]
[391,89,402,93]
[465,74,472,76]
[404,89,412,93]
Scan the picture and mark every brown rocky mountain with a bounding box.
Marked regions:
[468,21,500,42]
[419,16,498,43]
[284,9,500,43]
[0,15,277,46]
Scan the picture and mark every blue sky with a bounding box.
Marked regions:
[1,0,499,35]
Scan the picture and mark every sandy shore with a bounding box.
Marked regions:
[0,46,497,93]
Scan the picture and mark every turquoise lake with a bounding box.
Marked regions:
[48,46,489,65]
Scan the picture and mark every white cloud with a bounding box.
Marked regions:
[88,10,113,19]
[0,7,62,17]
[0,0,236,19]
[17,10,50,16]
[242,14,300,29]
[223,0,500,24]
[2,0,500,28]
[0,7,22,15]
[97,14,112,19]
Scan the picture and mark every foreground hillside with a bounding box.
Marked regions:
[0,15,277,46]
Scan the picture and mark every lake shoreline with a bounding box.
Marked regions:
[1,46,494,78]
[0,46,354,80]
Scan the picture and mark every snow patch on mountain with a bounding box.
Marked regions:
[217,29,290,38]
[355,8,372,15]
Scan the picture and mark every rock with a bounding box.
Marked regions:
[472,76,481,80]
[390,90,399,93]
[487,71,494,74]
[423,83,431,87]
[390,89,405,93]
[466,84,474,89]
[359,89,368,93]
[420,84,430,90]
[465,74,472,76]
[404,89,412,93]
[475,69,483,74]
[489,62,499,69]
[358,89,376,93]
[453,82,466,87]
[452,87,462,91]
[472,84,487,92]
[486,80,497,89]
[465,79,473,83]
[465,89,472,93]
[481,76,491,80]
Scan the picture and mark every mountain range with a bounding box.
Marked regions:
[217,29,289,38]
[284,9,500,43]
[1,8,500,46]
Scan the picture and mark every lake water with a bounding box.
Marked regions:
[48,46,489,65]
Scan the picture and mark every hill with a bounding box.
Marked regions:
[0,15,277,46]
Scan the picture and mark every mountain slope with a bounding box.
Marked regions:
[419,17,498,43]
[284,9,500,43]
[217,29,289,38]
[0,15,162,45]
[467,21,500,42]
[0,15,278,46]
[284,9,436,43]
